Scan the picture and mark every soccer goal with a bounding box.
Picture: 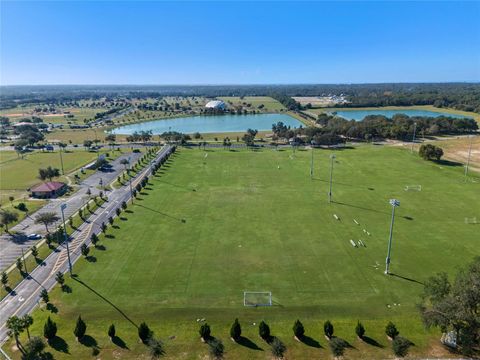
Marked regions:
[404,185,422,191]
[243,291,272,307]
[464,217,478,224]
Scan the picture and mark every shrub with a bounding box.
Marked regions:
[91,233,99,247]
[40,289,49,304]
[108,324,115,339]
[74,316,86,340]
[116,208,121,216]
[392,336,412,357]
[329,337,348,357]
[138,322,152,343]
[271,337,286,359]
[22,336,46,359]
[199,323,211,340]
[31,245,38,258]
[259,321,270,341]
[355,321,365,339]
[230,318,241,341]
[208,338,224,359]
[43,317,57,340]
[55,271,64,286]
[16,203,27,212]
[80,243,89,257]
[419,144,443,161]
[292,319,305,339]
[386,322,399,339]
[324,320,334,339]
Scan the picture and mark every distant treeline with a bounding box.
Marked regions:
[1,83,479,113]
[272,113,478,145]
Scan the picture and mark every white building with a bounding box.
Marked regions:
[205,100,226,110]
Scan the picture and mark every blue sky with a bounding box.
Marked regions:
[1,1,479,85]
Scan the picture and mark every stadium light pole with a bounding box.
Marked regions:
[464,135,473,180]
[385,199,400,275]
[328,154,336,203]
[310,147,314,178]
[60,203,73,276]
[59,146,65,175]
[21,247,28,275]
[410,122,417,154]
[128,158,134,204]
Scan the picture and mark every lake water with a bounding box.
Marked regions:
[333,109,472,121]
[110,113,302,135]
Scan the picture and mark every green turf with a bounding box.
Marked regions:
[9,145,479,359]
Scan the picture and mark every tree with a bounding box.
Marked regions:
[329,337,348,357]
[21,314,34,340]
[16,258,23,273]
[208,338,224,359]
[55,271,65,287]
[40,288,49,304]
[91,233,99,247]
[324,320,334,339]
[116,208,121,216]
[108,216,114,225]
[34,212,60,233]
[101,222,107,233]
[38,166,60,181]
[138,322,152,343]
[8,196,14,205]
[419,257,480,355]
[355,321,366,339]
[81,243,90,257]
[6,316,24,350]
[108,324,115,340]
[271,337,286,359]
[259,321,270,341]
[83,140,93,150]
[43,317,57,341]
[385,322,399,340]
[292,319,305,339]
[392,336,412,357]
[1,210,18,232]
[419,144,443,161]
[1,271,8,288]
[22,336,46,360]
[74,316,87,340]
[121,201,127,210]
[31,245,38,259]
[199,323,211,341]
[148,337,165,359]
[230,318,241,341]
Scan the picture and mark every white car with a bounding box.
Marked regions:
[27,233,42,240]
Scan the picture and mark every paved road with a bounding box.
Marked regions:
[0,145,175,347]
[0,152,143,271]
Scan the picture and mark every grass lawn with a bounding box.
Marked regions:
[0,199,46,235]
[0,149,119,194]
[7,145,479,359]
[219,96,286,112]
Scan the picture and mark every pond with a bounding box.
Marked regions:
[332,109,472,121]
[110,113,302,135]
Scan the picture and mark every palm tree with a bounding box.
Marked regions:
[34,212,60,233]
[6,316,24,351]
[21,314,34,340]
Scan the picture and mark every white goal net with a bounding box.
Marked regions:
[243,291,272,307]
[404,185,422,191]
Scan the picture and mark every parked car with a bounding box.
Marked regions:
[27,233,42,240]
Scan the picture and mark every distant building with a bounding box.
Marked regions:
[30,181,67,199]
[205,100,226,110]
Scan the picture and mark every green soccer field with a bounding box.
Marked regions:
[12,145,480,359]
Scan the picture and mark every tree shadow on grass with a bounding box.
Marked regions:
[95,244,106,251]
[119,217,128,221]
[112,225,120,229]
[125,210,133,214]
[112,336,129,349]
[61,284,72,293]
[300,335,322,348]
[434,159,462,167]
[105,234,115,239]
[72,277,137,328]
[49,336,69,353]
[46,303,58,313]
[80,335,98,348]
[86,256,97,263]
[362,336,384,348]
[237,336,263,351]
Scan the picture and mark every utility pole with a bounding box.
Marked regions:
[21,248,28,275]
[328,154,336,203]
[410,122,417,154]
[59,146,65,175]
[385,199,400,275]
[60,203,73,275]
[465,135,473,180]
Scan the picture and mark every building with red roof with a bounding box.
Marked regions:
[30,181,67,199]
